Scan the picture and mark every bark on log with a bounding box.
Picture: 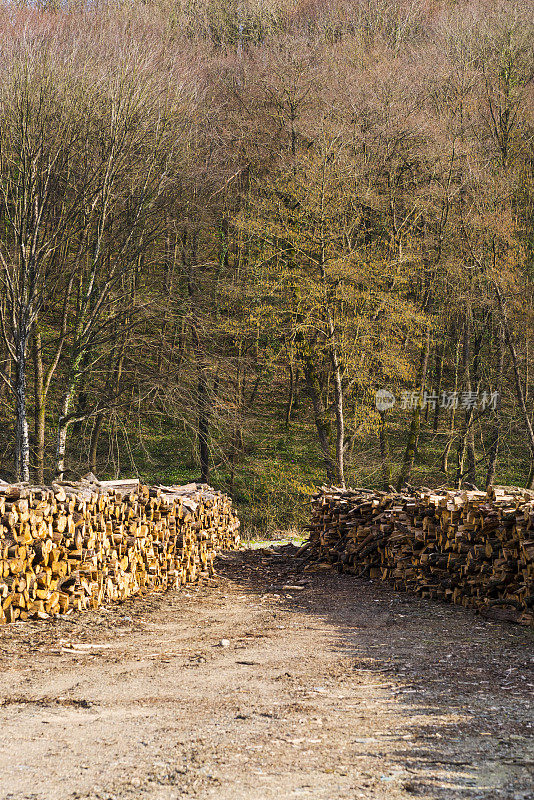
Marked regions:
[0,478,240,624]
[305,485,533,626]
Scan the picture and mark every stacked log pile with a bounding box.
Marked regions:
[0,478,240,623]
[307,486,533,625]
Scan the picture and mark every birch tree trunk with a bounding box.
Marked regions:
[55,351,84,480]
[325,306,345,487]
[33,331,46,484]
[14,333,30,482]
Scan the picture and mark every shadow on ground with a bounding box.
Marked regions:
[215,545,534,800]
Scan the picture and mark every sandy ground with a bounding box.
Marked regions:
[0,544,532,800]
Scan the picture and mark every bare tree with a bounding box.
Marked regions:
[0,62,94,480]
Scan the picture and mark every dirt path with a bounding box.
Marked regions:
[0,545,532,800]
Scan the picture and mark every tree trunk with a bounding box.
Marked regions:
[33,331,46,484]
[301,350,339,484]
[433,341,444,432]
[55,391,73,481]
[326,308,345,488]
[0,350,11,399]
[55,351,84,479]
[397,325,431,489]
[89,413,104,475]
[486,423,501,488]
[87,334,127,474]
[442,336,461,475]
[455,316,479,488]
[285,360,295,427]
[14,334,30,482]
[465,332,479,486]
[379,411,392,490]
[71,349,92,437]
[495,284,534,485]
[316,164,345,487]
[197,364,210,484]
[31,284,73,481]
[485,323,504,488]
[183,231,212,485]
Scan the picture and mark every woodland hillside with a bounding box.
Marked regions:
[1,0,534,530]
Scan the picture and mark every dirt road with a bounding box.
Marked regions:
[0,545,532,800]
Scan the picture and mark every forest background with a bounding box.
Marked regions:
[1,0,534,532]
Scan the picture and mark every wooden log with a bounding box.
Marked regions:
[0,480,240,623]
[306,487,533,626]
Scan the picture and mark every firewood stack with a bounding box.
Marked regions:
[0,477,240,623]
[307,486,533,626]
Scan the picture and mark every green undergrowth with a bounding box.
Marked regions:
[240,536,306,549]
[1,404,528,544]
[63,404,532,536]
